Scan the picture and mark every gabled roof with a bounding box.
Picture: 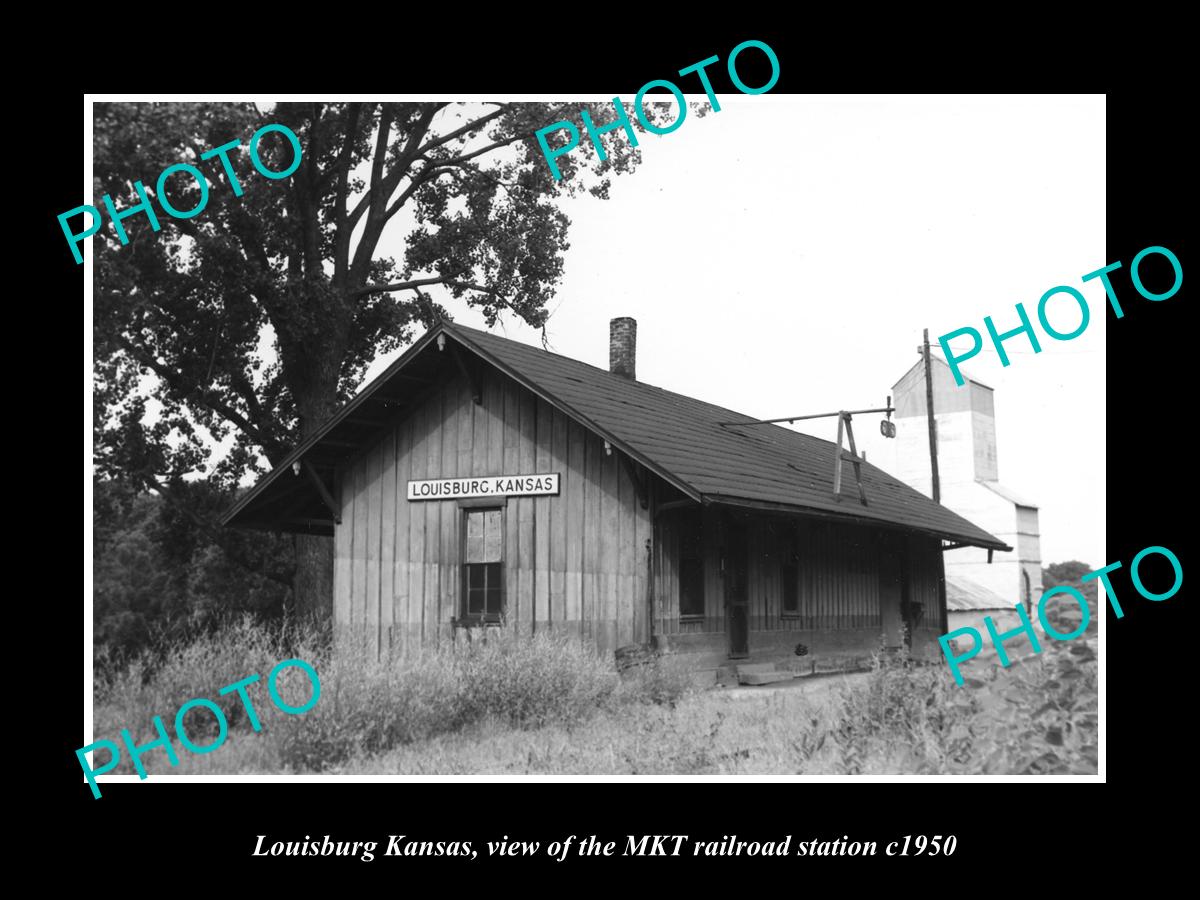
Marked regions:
[223,321,1010,551]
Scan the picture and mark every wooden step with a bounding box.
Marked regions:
[735,663,795,686]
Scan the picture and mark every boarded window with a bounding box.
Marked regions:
[678,511,705,617]
[463,508,503,621]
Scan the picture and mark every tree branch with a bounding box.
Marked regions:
[349,105,440,284]
[349,276,506,303]
[436,132,528,167]
[349,275,452,300]
[227,206,273,277]
[367,106,394,198]
[301,103,323,274]
[384,165,455,219]
[416,106,506,156]
[116,335,283,459]
[229,369,267,434]
[332,102,364,280]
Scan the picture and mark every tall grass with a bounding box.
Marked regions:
[93,615,326,751]
[276,631,629,771]
[92,621,693,774]
[91,618,1095,776]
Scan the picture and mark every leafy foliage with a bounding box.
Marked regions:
[810,637,1097,774]
[92,100,670,614]
[93,478,293,667]
[93,101,666,484]
[1043,559,1099,606]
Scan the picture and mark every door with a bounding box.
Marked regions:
[899,552,921,649]
[724,518,750,658]
[879,537,905,649]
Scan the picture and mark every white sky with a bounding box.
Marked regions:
[359,95,1105,567]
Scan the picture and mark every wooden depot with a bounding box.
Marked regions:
[225,319,1009,680]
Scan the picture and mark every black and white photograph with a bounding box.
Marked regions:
[84,88,1116,793]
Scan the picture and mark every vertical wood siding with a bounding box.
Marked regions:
[334,365,949,662]
[655,513,946,643]
[334,368,651,659]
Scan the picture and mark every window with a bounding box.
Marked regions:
[678,511,705,618]
[782,562,799,614]
[462,508,503,623]
[781,521,801,616]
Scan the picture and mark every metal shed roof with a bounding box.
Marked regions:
[946,575,1014,611]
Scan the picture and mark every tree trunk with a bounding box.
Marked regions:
[286,349,344,625]
[293,532,334,624]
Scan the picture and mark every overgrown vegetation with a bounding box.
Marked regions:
[814,635,1097,774]
[93,616,327,752]
[93,623,694,775]
[274,631,643,771]
[1043,559,1099,607]
[93,478,294,669]
[92,617,1096,777]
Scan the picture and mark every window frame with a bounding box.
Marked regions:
[779,520,802,619]
[781,561,801,617]
[459,503,506,626]
[677,509,706,621]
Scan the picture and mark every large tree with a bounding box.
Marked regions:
[92,101,662,618]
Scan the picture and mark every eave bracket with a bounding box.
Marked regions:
[302,461,342,525]
[620,455,650,509]
[449,343,482,405]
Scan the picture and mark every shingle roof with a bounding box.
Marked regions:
[224,321,1009,551]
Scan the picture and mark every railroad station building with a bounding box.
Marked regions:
[225,319,1008,678]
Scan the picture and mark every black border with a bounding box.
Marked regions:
[63,29,1189,885]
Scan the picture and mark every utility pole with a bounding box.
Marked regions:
[923,328,941,503]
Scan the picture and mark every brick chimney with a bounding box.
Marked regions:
[609,317,637,380]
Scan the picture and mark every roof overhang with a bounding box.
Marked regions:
[222,325,451,535]
[702,494,1012,553]
[222,322,702,534]
[224,321,1011,554]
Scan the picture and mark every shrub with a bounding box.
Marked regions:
[613,653,696,708]
[93,614,326,770]
[819,646,980,774]
[276,650,461,772]
[91,616,1097,775]
[277,630,619,771]
[454,631,618,729]
[969,639,1098,774]
[803,635,1098,775]
[95,621,632,773]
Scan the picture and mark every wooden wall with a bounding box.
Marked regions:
[333,362,949,666]
[333,368,652,659]
[655,510,947,660]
